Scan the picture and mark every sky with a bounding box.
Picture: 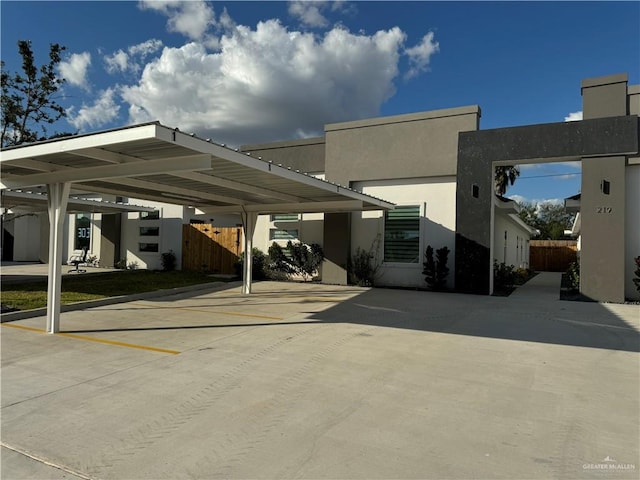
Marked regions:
[1,1,639,206]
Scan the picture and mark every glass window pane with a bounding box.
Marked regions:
[384,205,420,263]
[271,214,299,222]
[75,214,91,250]
[139,243,159,252]
[269,229,299,241]
[140,211,160,220]
[140,226,160,236]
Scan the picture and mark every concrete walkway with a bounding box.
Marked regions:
[509,271,563,302]
[2,279,638,479]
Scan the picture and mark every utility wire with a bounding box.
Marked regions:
[517,172,581,180]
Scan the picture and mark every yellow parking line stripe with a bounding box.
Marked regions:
[2,324,44,333]
[2,324,179,355]
[57,333,180,354]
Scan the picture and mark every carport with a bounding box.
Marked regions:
[0,122,394,333]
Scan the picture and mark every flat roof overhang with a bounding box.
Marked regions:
[0,122,394,334]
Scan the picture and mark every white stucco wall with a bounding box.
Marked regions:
[625,163,640,300]
[493,212,532,269]
[253,173,326,255]
[121,202,186,270]
[8,214,41,261]
[351,176,457,288]
[253,212,325,255]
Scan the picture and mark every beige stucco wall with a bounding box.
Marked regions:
[242,137,326,174]
[324,106,480,185]
[121,202,186,270]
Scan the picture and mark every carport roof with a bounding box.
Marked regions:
[0,122,394,214]
[1,189,156,214]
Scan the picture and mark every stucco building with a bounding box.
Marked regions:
[2,73,638,301]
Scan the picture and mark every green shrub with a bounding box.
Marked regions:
[514,267,534,285]
[265,241,325,281]
[349,247,377,287]
[423,245,450,290]
[268,242,295,276]
[285,241,324,281]
[494,261,516,291]
[235,247,269,280]
[634,256,640,293]
[161,250,177,271]
[566,261,580,292]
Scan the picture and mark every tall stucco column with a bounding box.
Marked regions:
[580,74,628,302]
[322,212,350,285]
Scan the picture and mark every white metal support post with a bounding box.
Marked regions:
[240,211,258,294]
[46,182,70,333]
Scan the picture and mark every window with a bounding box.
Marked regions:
[140,226,160,236]
[384,205,420,263]
[140,210,160,220]
[271,214,299,222]
[75,213,91,250]
[139,243,159,252]
[270,229,298,241]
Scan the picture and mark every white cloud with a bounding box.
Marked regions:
[68,88,120,130]
[288,1,329,28]
[507,195,565,208]
[404,32,439,79]
[121,21,415,146]
[139,0,216,41]
[59,52,92,89]
[129,38,163,57]
[105,50,129,74]
[104,39,163,74]
[564,111,582,122]
[554,173,580,180]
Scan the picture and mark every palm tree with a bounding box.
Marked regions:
[494,166,520,195]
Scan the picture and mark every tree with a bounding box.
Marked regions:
[1,40,69,147]
[517,201,575,240]
[494,166,520,195]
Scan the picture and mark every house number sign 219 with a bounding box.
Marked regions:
[596,207,612,214]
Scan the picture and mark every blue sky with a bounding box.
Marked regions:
[2,1,639,205]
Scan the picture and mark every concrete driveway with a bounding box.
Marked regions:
[1,274,639,479]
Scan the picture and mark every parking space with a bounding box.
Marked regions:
[1,279,639,479]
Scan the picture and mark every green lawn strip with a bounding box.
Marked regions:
[1,270,227,311]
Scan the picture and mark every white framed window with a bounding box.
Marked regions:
[383,205,420,263]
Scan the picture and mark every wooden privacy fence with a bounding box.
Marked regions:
[182,224,243,274]
[530,240,578,272]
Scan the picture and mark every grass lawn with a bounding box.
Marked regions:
[1,270,233,311]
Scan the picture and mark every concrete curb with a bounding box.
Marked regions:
[0,280,243,323]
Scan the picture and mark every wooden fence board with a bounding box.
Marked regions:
[182,224,243,274]
[530,240,578,272]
